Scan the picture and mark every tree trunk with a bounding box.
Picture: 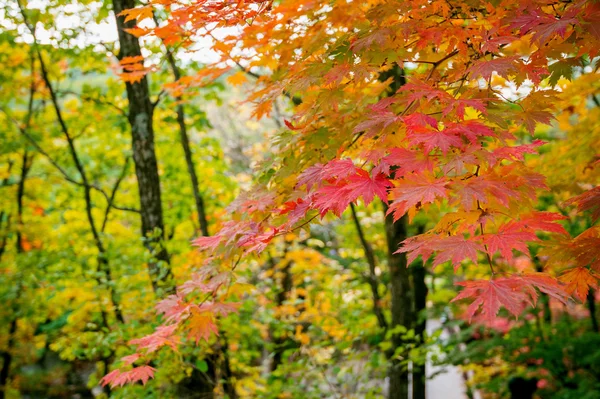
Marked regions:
[588,289,599,332]
[384,210,413,399]
[112,0,171,293]
[411,259,427,399]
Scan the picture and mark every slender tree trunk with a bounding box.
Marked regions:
[161,39,210,237]
[272,256,293,372]
[112,0,171,293]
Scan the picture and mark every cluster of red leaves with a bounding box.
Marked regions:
[101,265,240,387]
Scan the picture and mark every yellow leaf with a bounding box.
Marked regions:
[227,71,248,86]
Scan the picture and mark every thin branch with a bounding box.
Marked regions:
[350,203,388,330]
[57,89,127,116]
[101,157,131,232]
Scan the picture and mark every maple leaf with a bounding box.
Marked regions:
[191,235,222,251]
[516,109,554,135]
[387,174,448,221]
[530,17,576,45]
[442,98,488,119]
[353,110,400,137]
[516,273,569,305]
[564,186,600,223]
[491,140,545,164]
[451,176,515,211]
[344,170,392,205]
[384,148,433,175]
[397,234,482,270]
[429,236,484,270]
[443,121,495,145]
[468,57,518,80]
[129,324,180,353]
[279,198,312,225]
[407,127,464,154]
[402,113,439,130]
[101,366,156,388]
[513,212,568,235]
[101,370,123,388]
[452,278,530,322]
[121,353,141,366]
[198,301,242,316]
[127,366,156,386]
[350,28,392,52]
[324,159,358,180]
[399,80,452,104]
[481,224,537,262]
[119,5,153,23]
[559,267,599,302]
[187,311,219,344]
[296,159,357,190]
[155,294,190,323]
[297,163,326,190]
[312,184,353,217]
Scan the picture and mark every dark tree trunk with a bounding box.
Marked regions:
[112,0,171,293]
[534,257,552,323]
[588,289,599,332]
[411,260,427,399]
[220,333,237,399]
[384,210,413,399]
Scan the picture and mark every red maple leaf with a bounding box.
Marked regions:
[384,148,433,175]
[491,140,545,164]
[452,278,530,322]
[468,56,518,80]
[344,170,392,205]
[481,223,538,261]
[313,183,353,217]
[129,324,180,353]
[191,235,222,251]
[387,174,448,221]
[155,294,190,323]
[429,236,483,270]
[407,127,464,154]
[513,211,568,235]
[397,234,482,270]
[101,366,157,388]
[516,272,569,305]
